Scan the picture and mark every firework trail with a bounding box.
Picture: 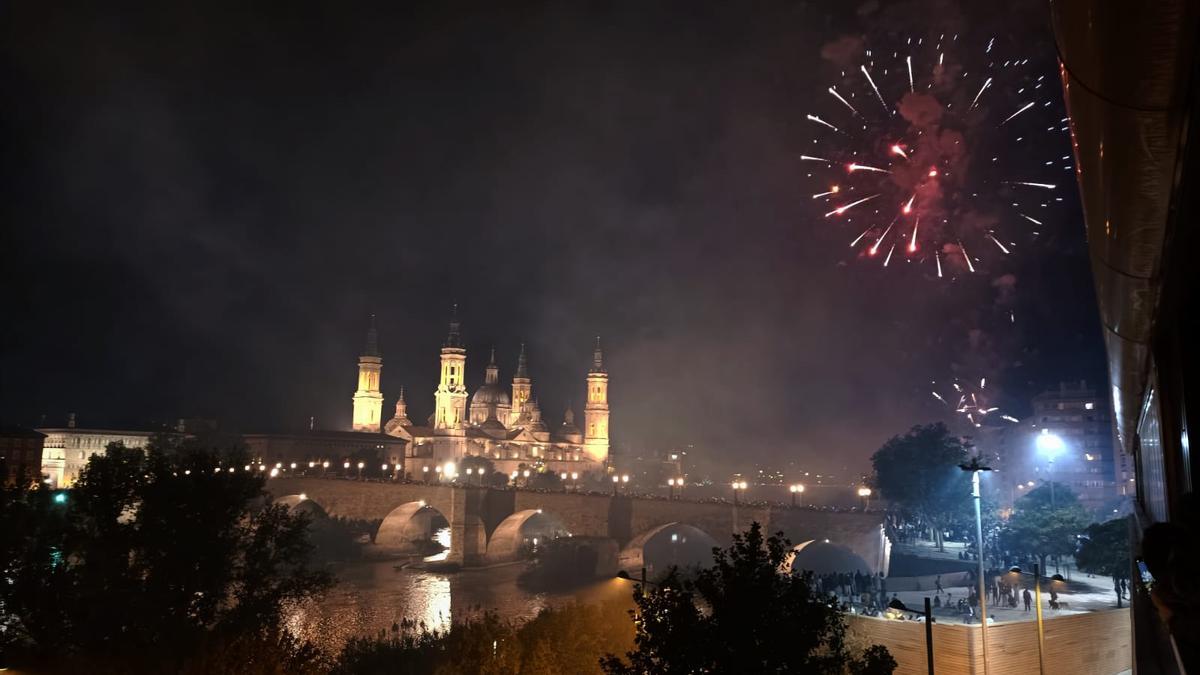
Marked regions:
[930,377,1017,428]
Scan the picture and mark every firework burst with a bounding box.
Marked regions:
[807,33,1071,277]
[930,376,1016,428]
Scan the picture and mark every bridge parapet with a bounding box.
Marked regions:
[266,478,888,573]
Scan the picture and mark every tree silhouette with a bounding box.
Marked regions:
[871,423,971,551]
[0,436,332,672]
[601,522,895,674]
[1001,483,1092,575]
[1076,517,1131,607]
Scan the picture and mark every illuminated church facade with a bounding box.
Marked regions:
[350,313,610,477]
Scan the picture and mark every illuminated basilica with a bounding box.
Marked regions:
[350,313,610,477]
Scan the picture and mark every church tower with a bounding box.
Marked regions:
[351,316,384,432]
[583,337,609,464]
[510,343,532,426]
[433,307,468,435]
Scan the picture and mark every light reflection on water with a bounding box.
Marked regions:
[423,526,452,563]
[289,559,623,654]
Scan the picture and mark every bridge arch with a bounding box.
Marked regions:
[485,509,570,563]
[375,501,451,554]
[787,539,871,576]
[274,494,328,519]
[619,522,718,576]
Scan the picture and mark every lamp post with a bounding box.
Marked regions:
[790,483,805,507]
[356,461,365,480]
[960,456,993,675]
[422,465,430,483]
[612,474,620,495]
[1036,430,1065,508]
[857,486,872,510]
[731,480,747,505]
[571,471,579,492]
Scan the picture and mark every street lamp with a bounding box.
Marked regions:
[960,456,994,675]
[790,483,805,507]
[612,474,620,495]
[731,480,748,505]
[857,486,872,510]
[357,461,365,480]
[668,477,685,499]
[422,465,430,482]
[1036,429,1065,507]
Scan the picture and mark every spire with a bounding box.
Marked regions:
[515,342,529,379]
[590,336,605,373]
[398,386,406,404]
[485,346,499,384]
[444,304,462,348]
[564,406,575,425]
[364,314,380,357]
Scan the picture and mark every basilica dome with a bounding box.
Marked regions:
[471,383,510,408]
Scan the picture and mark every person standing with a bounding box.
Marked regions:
[1023,588,1032,612]
[935,575,944,595]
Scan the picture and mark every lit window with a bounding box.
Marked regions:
[1085,402,1095,410]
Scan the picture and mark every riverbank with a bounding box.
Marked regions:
[286,559,630,654]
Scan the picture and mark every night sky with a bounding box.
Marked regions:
[1,0,1107,475]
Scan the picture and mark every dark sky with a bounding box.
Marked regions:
[0,0,1106,475]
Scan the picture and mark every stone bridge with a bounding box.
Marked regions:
[267,477,890,576]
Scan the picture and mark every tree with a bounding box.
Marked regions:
[332,598,635,675]
[1076,517,1132,607]
[601,523,895,675]
[0,437,332,672]
[871,423,972,551]
[1000,483,1091,576]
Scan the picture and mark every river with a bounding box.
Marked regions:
[287,559,630,654]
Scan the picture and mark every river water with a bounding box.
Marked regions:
[287,559,629,654]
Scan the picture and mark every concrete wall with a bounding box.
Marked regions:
[847,609,1131,675]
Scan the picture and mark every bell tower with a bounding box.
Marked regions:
[509,343,532,426]
[583,337,609,464]
[351,316,384,432]
[433,307,468,435]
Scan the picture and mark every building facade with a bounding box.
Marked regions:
[38,416,158,488]
[990,381,1127,514]
[0,426,46,487]
[357,313,609,478]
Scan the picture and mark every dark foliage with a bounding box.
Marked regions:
[331,598,634,675]
[1076,516,1131,607]
[871,423,972,551]
[600,522,895,675]
[0,436,332,672]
